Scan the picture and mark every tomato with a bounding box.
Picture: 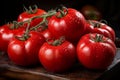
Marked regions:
[17,6,46,27]
[85,20,115,41]
[0,24,25,52]
[77,33,116,70]
[7,31,45,66]
[81,5,102,21]
[48,8,86,43]
[39,38,77,73]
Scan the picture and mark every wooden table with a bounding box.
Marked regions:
[0,48,120,80]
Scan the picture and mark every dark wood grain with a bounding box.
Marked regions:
[0,48,120,80]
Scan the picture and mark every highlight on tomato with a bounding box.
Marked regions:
[17,5,47,28]
[48,6,87,43]
[85,20,115,41]
[0,22,25,52]
[39,37,77,73]
[77,33,116,70]
[7,30,45,66]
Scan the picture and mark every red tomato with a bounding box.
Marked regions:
[35,25,54,40]
[7,31,45,66]
[81,5,102,20]
[85,20,115,41]
[77,33,116,70]
[0,24,25,52]
[17,7,46,27]
[48,8,86,43]
[39,39,77,73]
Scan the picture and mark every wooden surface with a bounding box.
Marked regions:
[0,48,120,80]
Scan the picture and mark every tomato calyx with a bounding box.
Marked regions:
[16,33,30,41]
[88,20,100,28]
[90,34,105,42]
[47,36,65,46]
[24,5,38,14]
[56,6,68,18]
[88,20,108,28]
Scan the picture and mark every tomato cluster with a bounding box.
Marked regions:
[0,5,117,73]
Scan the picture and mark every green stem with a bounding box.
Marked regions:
[90,34,104,42]
[57,9,65,18]
[95,34,103,42]
[47,36,65,46]
[89,20,100,28]
[16,10,57,41]
[57,7,68,18]
[30,10,57,31]
[24,5,38,14]
[16,20,31,41]
[9,21,22,30]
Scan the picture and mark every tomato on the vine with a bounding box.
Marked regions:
[17,5,46,27]
[48,7,86,43]
[0,23,25,52]
[7,31,45,66]
[39,37,77,73]
[85,20,115,41]
[77,33,116,69]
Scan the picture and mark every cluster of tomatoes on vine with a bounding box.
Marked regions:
[0,5,117,73]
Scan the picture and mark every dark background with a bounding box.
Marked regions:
[1,0,120,38]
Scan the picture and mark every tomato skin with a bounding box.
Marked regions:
[85,20,115,41]
[77,33,116,69]
[40,29,54,40]
[39,41,77,73]
[17,9,46,27]
[7,31,45,66]
[48,8,86,43]
[0,24,25,52]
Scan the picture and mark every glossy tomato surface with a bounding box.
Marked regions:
[48,8,86,43]
[0,24,25,52]
[85,20,115,41]
[18,8,46,27]
[39,40,77,73]
[77,33,116,70]
[8,31,45,66]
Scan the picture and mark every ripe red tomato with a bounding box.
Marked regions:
[48,8,86,43]
[7,31,45,66]
[17,7,46,27]
[85,20,115,41]
[39,39,77,73]
[81,5,102,21]
[0,24,25,52]
[77,33,116,70]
